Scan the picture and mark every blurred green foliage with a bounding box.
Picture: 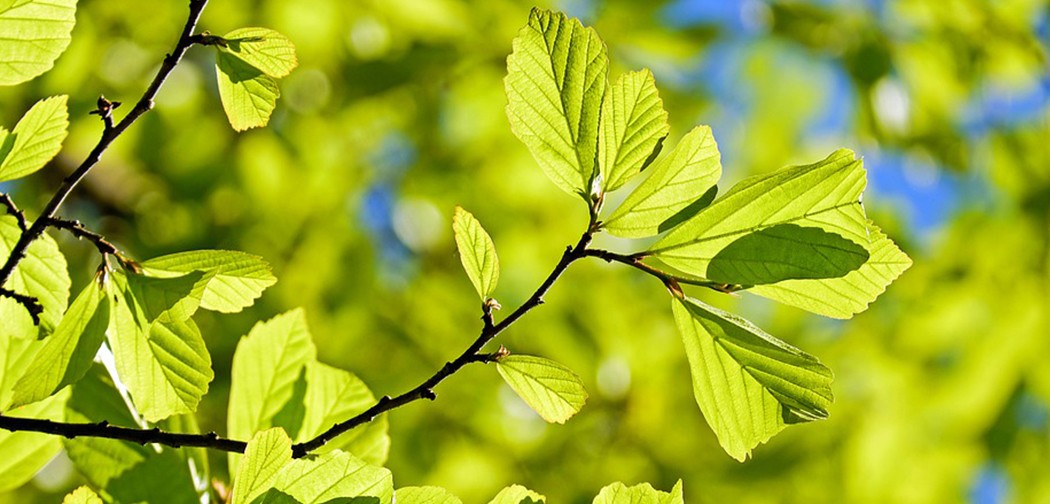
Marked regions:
[1,0,1047,502]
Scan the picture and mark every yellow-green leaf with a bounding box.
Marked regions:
[452,207,499,300]
[592,480,683,504]
[230,428,292,504]
[489,485,546,504]
[496,355,588,424]
[0,95,69,182]
[140,249,277,313]
[222,27,298,78]
[0,0,76,85]
[599,69,669,193]
[216,51,281,131]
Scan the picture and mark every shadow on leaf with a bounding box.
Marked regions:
[707,224,868,285]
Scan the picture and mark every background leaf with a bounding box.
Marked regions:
[452,207,499,299]
[0,95,69,182]
[216,51,281,131]
[0,389,68,492]
[0,215,70,336]
[592,481,683,504]
[397,486,463,504]
[62,486,104,504]
[140,249,277,313]
[0,0,77,85]
[496,355,588,424]
[222,27,298,78]
[489,485,546,504]
[271,450,394,504]
[599,69,669,193]
[294,361,390,465]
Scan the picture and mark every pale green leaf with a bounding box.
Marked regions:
[592,480,683,504]
[397,486,463,504]
[0,327,42,410]
[671,296,833,461]
[270,450,394,504]
[0,388,67,492]
[140,249,277,313]
[216,51,281,131]
[452,207,499,300]
[11,279,109,407]
[489,485,546,504]
[496,355,588,424]
[599,69,669,193]
[222,27,298,78]
[230,428,292,504]
[505,8,608,198]
[604,125,721,237]
[228,309,316,472]
[0,95,69,182]
[295,361,389,465]
[62,486,104,504]
[0,0,76,85]
[124,269,209,323]
[0,215,70,336]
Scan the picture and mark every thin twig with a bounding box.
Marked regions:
[0,287,42,324]
[0,193,28,232]
[0,416,247,453]
[582,248,745,294]
[48,217,138,271]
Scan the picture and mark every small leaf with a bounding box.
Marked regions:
[222,27,298,78]
[0,215,71,336]
[489,485,546,504]
[0,0,77,85]
[0,389,68,492]
[11,280,110,407]
[295,361,390,465]
[140,250,277,313]
[272,450,394,504]
[62,486,104,504]
[397,487,463,504]
[672,296,833,461]
[216,51,281,131]
[599,69,670,193]
[604,125,721,238]
[230,428,292,504]
[0,95,69,182]
[452,207,500,299]
[496,355,588,424]
[592,481,683,504]
[505,8,608,199]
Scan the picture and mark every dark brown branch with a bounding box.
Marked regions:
[47,217,138,271]
[0,416,247,452]
[0,287,42,324]
[1,193,28,232]
[582,248,744,294]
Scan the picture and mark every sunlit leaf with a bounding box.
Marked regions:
[452,207,499,300]
[0,389,67,492]
[489,485,546,504]
[599,69,669,193]
[0,328,41,410]
[140,249,277,313]
[230,428,292,504]
[671,296,833,461]
[604,125,721,238]
[222,27,298,78]
[592,480,683,504]
[505,8,608,198]
[61,486,103,504]
[295,361,389,465]
[496,355,588,424]
[0,215,70,336]
[397,486,463,504]
[706,223,869,285]
[0,95,69,182]
[216,51,281,131]
[0,0,76,85]
[271,450,394,504]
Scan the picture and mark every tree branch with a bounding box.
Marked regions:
[582,248,744,294]
[1,193,28,232]
[48,217,138,270]
[0,416,247,453]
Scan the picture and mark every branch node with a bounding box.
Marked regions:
[421,389,437,400]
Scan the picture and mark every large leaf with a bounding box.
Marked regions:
[598,69,669,193]
[489,485,546,504]
[230,428,292,504]
[294,361,389,465]
[505,8,608,198]
[227,309,316,471]
[270,450,394,504]
[604,125,721,238]
[11,279,110,407]
[0,215,70,336]
[216,51,281,131]
[496,355,588,424]
[671,296,833,461]
[0,388,68,492]
[140,250,277,313]
[0,0,77,85]
[452,207,499,300]
[222,27,298,78]
[592,481,683,504]
[397,487,463,504]
[0,95,69,182]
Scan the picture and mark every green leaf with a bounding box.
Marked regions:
[496,355,588,424]
[397,487,463,504]
[452,207,500,300]
[592,480,683,504]
[295,361,389,465]
[270,450,394,504]
[706,223,869,285]
[140,250,277,313]
[222,27,298,78]
[0,0,77,85]
[0,215,70,336]
[62,486,104,504]
[489,485,546,504]
[0,327,42,410]
[216,51,281,131]
[0,95,69,182]
[230,428,292,504]
[228,309,316,471]
[108,272,214,422]
[0,388,67,492]
[599,69,669,193]
[124,269,209,323]
[11,279,110,408]
[671,296,833,461]
[505,8,608,199]
[604,125,721,238]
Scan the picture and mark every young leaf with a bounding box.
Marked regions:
[452,207,500,300]
[230,428,293,504]
[62,486,103,504]
[272,450,394,504]
[604,125,721,238]
[496,355,588,424]
[671,296,833,461]
[397,487,463,504]
[295,361,390,465]
[505,8,608,199]
[0,95,69,182]
[592,481,683,504]
[140,249,277,313]
[216,51,281,131]
[11,279,110,408]
[489,485,546,504]
[0,215,71,335]
[0,389,68,492]
[0,0,76,85]
[599,69,670,193]
[222,27,298,78]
